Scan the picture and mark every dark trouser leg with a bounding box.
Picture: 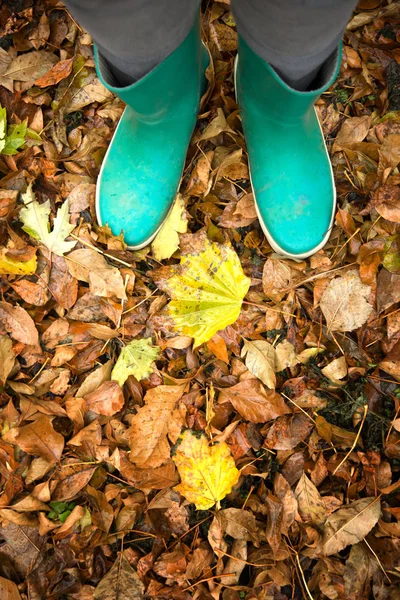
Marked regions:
[231,0,358,90]
[63,0,198,86]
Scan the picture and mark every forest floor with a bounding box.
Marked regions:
[0,0,400,599]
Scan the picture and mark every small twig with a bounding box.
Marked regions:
[295,553,315,600]
[363,538,392,583]
[281,393,316,425]
[332,404,368,475]
[28,357,49,384]
[70,233,132,267]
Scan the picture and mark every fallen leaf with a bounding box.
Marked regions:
[129,385,186,468]
[66,248,126,300]
[3,415,64,464]
[35,57,73,87]
[0,576,22,600]
[0,334,15,384]
[173,430,240,510]
[295,473,326,526]
[344,542,378,597]
[322,497,381,556]
[275,340,300,372]
[333,115,372,151]
[111,338,160,387]
[219,380,290,423]
[0,249,37,275]
[1,50,58,83]
[218,507,259,544]
[94,554,144,600]
[0,300,39,345]
[321,356,348,384]
[262,258,291,301]
[320,270,373,332]
[241,339,276,389]
[155,231,250,347]
[373,185,400,223]
[151,194,188,260]
[19,184,76,257]
[84,380,124,416]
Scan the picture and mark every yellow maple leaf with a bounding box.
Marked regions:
[173,430,240,510]
[155,231,250,347]
[151,194,188,261]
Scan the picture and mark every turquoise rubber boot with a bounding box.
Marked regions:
[94,15,208,249]
[235,37,342,260]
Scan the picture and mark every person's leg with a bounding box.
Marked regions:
[232,0,357,91]
[63,0,198,86]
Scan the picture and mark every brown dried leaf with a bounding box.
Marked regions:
[322,497,381,556]
[129,385,186,468]
[320,271,373,332]
[3,415,64,464]
[84,380,124,416]
[94,554,144,600]
[219,380,290,423]
[295,473,326,526]
[0,301,39,345]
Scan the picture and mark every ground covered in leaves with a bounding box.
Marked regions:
[0,0,400,599]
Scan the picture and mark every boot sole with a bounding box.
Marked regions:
[233,55,336,261]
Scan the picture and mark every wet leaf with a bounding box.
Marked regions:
[35,57,74,87]
[323,497,381,556]
[155,231,250,347]
[111,338,160,387]
[173,430,240,510]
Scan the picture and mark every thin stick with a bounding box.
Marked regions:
[363,538,392,583]
[296,554,315,600]
[29,357,49,384]
[282,393,316,425]
[70,234,132,267]
[332,405,368,475]
[182,572,235,591]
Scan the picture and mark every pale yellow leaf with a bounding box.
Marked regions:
[151,194,188,261]
[173,430,240,510]
[275,340,299,372]
[321,356,348,384]
[19,184,76,256]
[241,339,276,389]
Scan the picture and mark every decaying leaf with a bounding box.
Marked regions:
[111,338,160,387]
[94,554,144,600]
[19,184,76,257]
[155,231,250,347]
[323,497,381,556]
[219,380,290,423]
[173,430,240,510]
[151,194,188,260]
[3,415,64,464]
[295,473,326,526]
[320,270,373,332]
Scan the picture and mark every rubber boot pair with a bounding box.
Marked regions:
[95,15,341,259]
